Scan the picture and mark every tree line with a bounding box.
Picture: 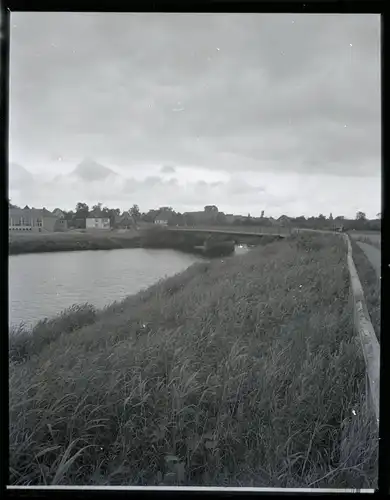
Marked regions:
[8,199,381,232]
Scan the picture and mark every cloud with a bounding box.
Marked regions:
[72,158,117,181]
[9,162,34,189]
[160,165,176,174]
[9,13,380,216]
[8,160,380,219]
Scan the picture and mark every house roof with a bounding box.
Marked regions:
[9,207,57,218]
[155,210,173,221]
[42,208,57,218]
[88,210,102,218]
[115,212,134,223]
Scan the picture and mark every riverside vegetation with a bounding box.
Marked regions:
[8,230,141,255]
[9,233,378,487]
[8,226,279,258]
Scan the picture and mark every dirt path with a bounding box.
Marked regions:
[356,241,381,279]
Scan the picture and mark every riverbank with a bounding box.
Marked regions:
[9,230,142,255]
[9,233,377,487]
[9,227,276,258]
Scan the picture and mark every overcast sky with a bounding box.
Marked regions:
[9,13,381,218]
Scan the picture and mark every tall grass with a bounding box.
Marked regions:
[9,304,98,364]
[9,233,378,487]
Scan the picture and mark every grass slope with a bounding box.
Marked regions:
[9,231,141,255]
[9,233,378,487]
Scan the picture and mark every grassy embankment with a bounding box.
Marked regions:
[8,230,141,255]
[9,227,279,258]
[9,233,378,487]
[350,238,381,342]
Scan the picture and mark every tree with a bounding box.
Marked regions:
[204,205,218,213]
[216,212,226,225]
[143,209,159,223]
[75,203,89,225]
[64,210,74,220]
[356,211,366,221]
[91,203,103,215]
[104,208,120,227]
[130,204,141,219]
[8,199,19,209]
[75,202,89,214]
[185,214,195,226]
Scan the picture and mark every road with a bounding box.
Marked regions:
[356,241,381,279]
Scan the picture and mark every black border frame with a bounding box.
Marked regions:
[2,1,387,498]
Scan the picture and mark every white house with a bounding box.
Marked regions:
[52,208,65,218]
[86,217,111,230]
[154,210,172,226]
[154,218,168,226]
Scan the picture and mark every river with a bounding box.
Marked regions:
[9,246,249,329]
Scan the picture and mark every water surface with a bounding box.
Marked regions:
[9,245,250,328]
[9,248,203,328]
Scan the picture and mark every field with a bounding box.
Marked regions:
[349,231,381,251]
[8,229,141,255]
[9,233,378,487]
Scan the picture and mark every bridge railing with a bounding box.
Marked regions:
[170,225,293,235]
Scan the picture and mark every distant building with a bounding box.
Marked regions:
[233,215,247,223]
[86,217,110,230]
[223,214,234,224]
[9,207,58,232]
[115,211,135,229]
[277,215,292,226]
[52,208,68,231]
[52,208,65,218]
[267,216,278,225]
[154,210,173,226]
[54,218,68,232]
[332,222,345,232]
[183,211,206,225]
[183,206,219,225]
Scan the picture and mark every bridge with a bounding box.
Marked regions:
[166,226,289,239]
